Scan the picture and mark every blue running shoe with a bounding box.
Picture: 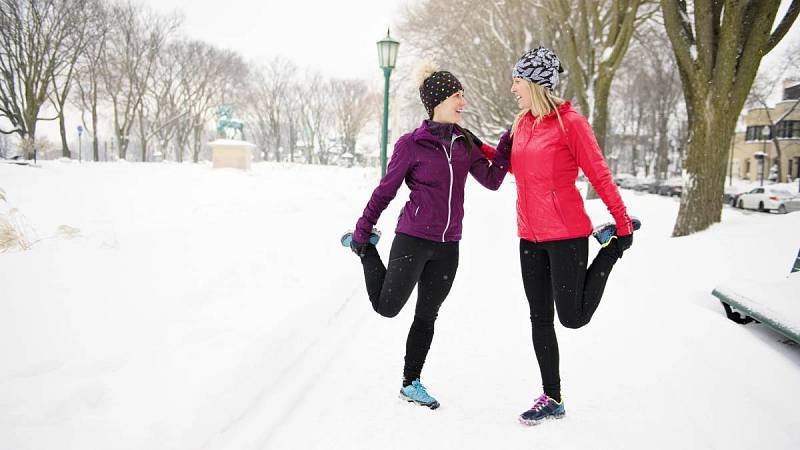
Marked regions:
[340,229,381,247]
[519,394,565,426]
[399,379,440,410]
[592,216,642,247]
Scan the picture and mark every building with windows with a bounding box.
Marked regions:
[730,80,800,183]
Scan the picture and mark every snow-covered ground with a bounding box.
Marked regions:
[1,161,798,450]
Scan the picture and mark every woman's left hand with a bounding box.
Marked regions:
[615,234,633,258]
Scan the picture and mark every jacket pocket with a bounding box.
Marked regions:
[551,191,567,226]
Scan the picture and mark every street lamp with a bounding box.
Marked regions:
[377,28,399,178]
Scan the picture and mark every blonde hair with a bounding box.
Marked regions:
[511,81,565,135]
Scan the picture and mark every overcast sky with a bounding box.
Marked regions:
[139,0,411,81]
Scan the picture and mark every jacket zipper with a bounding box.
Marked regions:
[519,118,537,242]
[440,135,457,242]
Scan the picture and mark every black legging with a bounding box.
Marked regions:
[360,232,459,383]
[519,237,619,401]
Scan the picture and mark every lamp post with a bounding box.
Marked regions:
[377,28,399,178]
[728,134,734,186]
[761,125,770,186]
[77,125,83,163]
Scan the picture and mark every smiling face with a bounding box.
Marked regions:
[432,90,466,124]
[511,77,532,110]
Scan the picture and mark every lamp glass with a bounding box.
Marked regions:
[377,31,400,69]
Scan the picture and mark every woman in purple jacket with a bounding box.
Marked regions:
[344,66,512,409]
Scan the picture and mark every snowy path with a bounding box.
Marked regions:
[1,162,799,449]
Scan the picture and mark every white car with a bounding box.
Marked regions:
[736,187,800,214]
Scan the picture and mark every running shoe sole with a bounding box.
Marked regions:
[398,392,440,410]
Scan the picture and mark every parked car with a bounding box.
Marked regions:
[614,174,635,186]
[656,179,683,197]
[657,184,683,197]
[632,181,655,192]
[736,187,800,213]
[724,191,739,206]
[620,178,640,190]
[647,180,663,194]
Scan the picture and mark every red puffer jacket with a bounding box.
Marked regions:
[508,101,632,242]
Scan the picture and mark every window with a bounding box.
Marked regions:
[745,126,772,141]
[774,120,800,138]
[784,84,800,101]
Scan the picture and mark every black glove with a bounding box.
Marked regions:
[350,239,371,258]
[462,128,484,148]
[614,234,633,258]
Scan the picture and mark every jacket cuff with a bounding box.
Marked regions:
[353,219,372,243]
[615,214,634,236]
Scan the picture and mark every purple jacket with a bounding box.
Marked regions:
[354,121,511,243]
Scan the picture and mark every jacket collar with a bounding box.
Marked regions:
[524,100,573,121]
[412,119,464,144]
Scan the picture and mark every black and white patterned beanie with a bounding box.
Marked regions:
[512,47,564,91]
[419,70,463,119]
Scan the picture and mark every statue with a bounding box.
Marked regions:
[214,105,245,140]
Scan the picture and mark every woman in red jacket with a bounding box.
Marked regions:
[507,48,638,426]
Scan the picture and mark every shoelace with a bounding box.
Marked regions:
[530,394,550,412]
[412,380,433,401]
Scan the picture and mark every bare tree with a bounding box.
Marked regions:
[100,1,179,160]
[284,84,302,163]
[746,40,800,183]
[0,0,88,158]
[49,0,102,158]
[298,72,333,164]
[400,0,544,138]
[330,79,378,158]
[537,0,658,198]
[251,57,295,162]
[611,69,650,175]
[144,39,186,161]
[636,26,681,180]
[74,1,110,162]
[661,0,800,236]
[539,1,656,146]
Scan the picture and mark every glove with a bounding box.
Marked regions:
[614,234,633,258]
[462,128,484,148]
[350,239,371,258]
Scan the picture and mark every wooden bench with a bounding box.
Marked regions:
[711,249,800,344]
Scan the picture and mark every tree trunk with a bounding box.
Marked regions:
[672,102,736,236]
[59,112,71,158]
[585,75,613,200]
[91,106,99,162]
[139,111,148,162]
[655,116,670,180]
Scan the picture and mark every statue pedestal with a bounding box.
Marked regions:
[210,139,255,170]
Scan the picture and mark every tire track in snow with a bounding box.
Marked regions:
[202,284,372,450]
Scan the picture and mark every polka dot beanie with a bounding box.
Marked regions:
[418,70,463,119]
